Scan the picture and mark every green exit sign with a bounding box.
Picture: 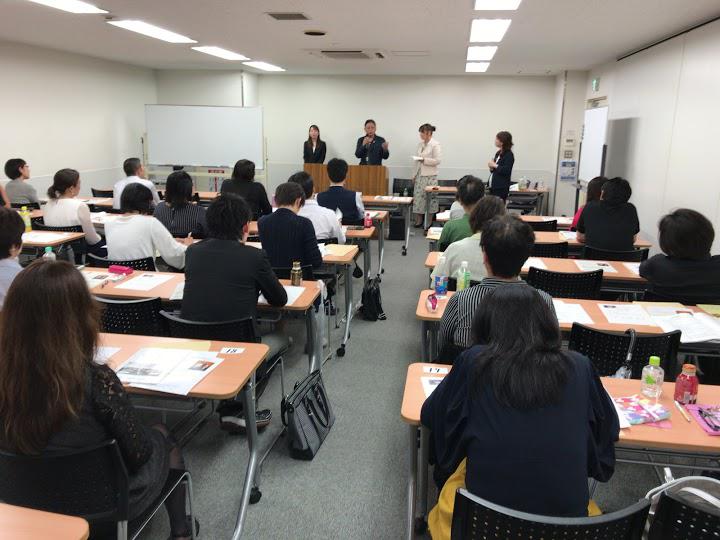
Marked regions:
[592,77,601,92]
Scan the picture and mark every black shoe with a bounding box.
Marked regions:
[220,409,272,434]
[414,222,424,228]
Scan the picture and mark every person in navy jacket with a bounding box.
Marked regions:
[303,124,327,164]
[355,119,389,165]
[487,131,515,200]
[317,158,365,224]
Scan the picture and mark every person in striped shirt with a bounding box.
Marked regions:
[438,214,556,363]
[153,171,207,238]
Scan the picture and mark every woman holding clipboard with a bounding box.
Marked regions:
[412,123,442,227]
[487,131,514,200]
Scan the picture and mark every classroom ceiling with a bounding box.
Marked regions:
[1,0,718,75]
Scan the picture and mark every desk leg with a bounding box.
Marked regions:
[403,204,410,256]
[305,306,321,373]
[377,219,385,274]
[337,264,353,357]
[429,321,438,361]
[363,238,371,284]
[406,425,418,540]
[418,426,430,531]
[231,379,260,540]
[421,320,429,363]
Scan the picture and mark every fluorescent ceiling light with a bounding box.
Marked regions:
[466,62,490,73]
[27,0,107,14]
[243,61,285,72]
[467,46,497,61]
[192,46,249,61]
[107,20,196,43]
[474,0,522,10]
[470,19,511,42]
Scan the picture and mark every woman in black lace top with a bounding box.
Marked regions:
[0,260,195,539]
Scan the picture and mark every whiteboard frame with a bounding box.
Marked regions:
[578,106,609,182]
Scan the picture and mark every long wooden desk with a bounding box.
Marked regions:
[304,163,388,195]
[0,503,90,540]
[22,231,85,248]
[362,195,414,256]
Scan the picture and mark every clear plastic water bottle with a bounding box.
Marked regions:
[456,261,471,291]
[434,255,448,298]
[641,356,664,399]
[42,246,56,261]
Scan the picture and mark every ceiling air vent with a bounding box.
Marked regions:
[266,12,309,21]
[321,50,373,60]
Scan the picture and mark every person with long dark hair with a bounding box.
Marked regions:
[153,171,206,238]
[576,177,639,251]
[220,159,272,220]
[487,131,515,200]
[303,124,327,164]
[571,176,606,230]
[0,260,196,539]
[422,285,619,536]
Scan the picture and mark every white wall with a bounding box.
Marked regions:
[155,70,244,106]
[257,75,559,193]
[0,41,156,196]
[590,19,720,251]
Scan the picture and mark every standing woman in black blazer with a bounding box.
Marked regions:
[487,131,515,200]
[303,125,327,164]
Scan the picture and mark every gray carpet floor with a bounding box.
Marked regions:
[137,230,681,540]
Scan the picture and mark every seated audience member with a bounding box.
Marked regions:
[44,168,105,256]
[438,215,554,362]
[113,157,160,210]
[438,175,485,251]
[258,182,322,272]
[220,159,272,220]
[640,208,720,304]
[4,158,38,205]
[448,200,464,221]
[422,285,618,538]
[105,183,189,269]
[571,176,605,230]
[0,207,23,308]
[577,177,639,251]
[182,193,287,431]
[0,184,8,207]
[153,171,207,238]
[288,171,346,244]
[431,195,506,284]
[0,260,196,540]
[317,158,365,224]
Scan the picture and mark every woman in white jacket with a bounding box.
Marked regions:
[412,123,442,227]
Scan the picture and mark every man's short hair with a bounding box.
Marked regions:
[480,215,535,278]
[123,157,142,177]
[659,208,714,260]
[288,171,314,199]
[4,159,26,180]
[206,193,252,240]
[457,175,485,207]
[0,207,24,259]
[327,158,348,184]
[601,177,632,206]
[275,182,306,207]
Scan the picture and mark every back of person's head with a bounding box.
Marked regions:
[456,175,485,207]
[231,159,255,182]
[586,176,606,203]
[601,177,632,205]
[165,171,194,207]
[327,158,348,184]
[121,182,153,214]
[659,208,714,260]
[46,168,80,200]
[123,157,142,177]
[275,182,305,207]
[496,131,514,152]
[469,195,506,233]
[0,260,99,454]
[481,215,534,278]
[206,193,251,240]
[4,158,26,180]
[0,207,24,260]
[471,284,570,409]
[288,171,314,199]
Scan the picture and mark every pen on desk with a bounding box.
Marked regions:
[674,400,692,422]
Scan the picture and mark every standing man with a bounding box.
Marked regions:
[355,119,389,165]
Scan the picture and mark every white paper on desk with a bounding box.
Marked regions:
[423,366,449,375]
[575,260,617,273]
[131,351,223,396]
[613,402,632,429]
[258,285,304,307]
[83,271,112,289]
[623,262,641,275]
[599,304,656,326]
[115,273,174,291]
[522,257,546,270]
[318,243,329,256]
[559,231,577,240]
[375,195,393,200]
[421,376,444,398]
[366,211,379,219]
[427,227,443,236]
[22,231,68,243]
[650,311,720,343]
[94,346,121,365]
[552,300,593,325]
[116,348,185,384]
[509,184,519,192]
[436,210,451,220]
[169,281,185,301]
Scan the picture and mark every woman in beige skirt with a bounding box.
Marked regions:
[412,123,442,227]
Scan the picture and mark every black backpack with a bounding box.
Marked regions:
[359,275,387,321]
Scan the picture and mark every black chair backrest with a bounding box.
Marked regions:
[95,296,166,336]
[528,220,558,232]
[273,264,314,281]
[531,242,569,259]
[88,253,156,271]
[11,202,41,210]
[32,223,83,233]
[161,310,260,343]
[568,323,681,379]
[392,178,413,195]
[91,188,114,198]
[318,237,339,245]
[648,490,720,540]
[451,488,650,540]
[0,440,128,530]
[583,246,649,262]
[526,268,603,299]
[437,179,457,187]
[447,278,482,292]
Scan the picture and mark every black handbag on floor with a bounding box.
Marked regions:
[281,370,335,460]
[359,275,387,321]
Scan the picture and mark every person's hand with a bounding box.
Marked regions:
[363,136,372,146]
[488,160,497,169]
[180,233,194,246]
[382,141,389,151]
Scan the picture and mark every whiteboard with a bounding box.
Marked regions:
[145,105,264,168]
[578,106,609,181]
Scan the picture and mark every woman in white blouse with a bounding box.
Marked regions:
[412,123,442,227]
[105,183,190,270]
[44,169,105,255]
